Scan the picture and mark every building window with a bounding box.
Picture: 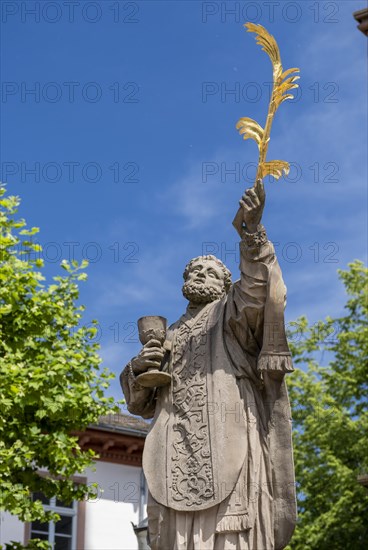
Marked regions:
[30,492,77,550]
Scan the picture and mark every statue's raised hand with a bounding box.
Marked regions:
[239,178,265,233]
[131,339,165,374]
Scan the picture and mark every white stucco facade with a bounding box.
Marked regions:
[84,461,146,550]
[0,460,147,550]
[0,511,24,548]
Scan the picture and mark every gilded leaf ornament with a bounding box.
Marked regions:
[235,118,264,148]
[259,161,290,180]
[245,23,282,78]
[233,23,300,235]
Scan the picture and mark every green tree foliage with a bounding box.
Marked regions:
[0,187,118,547]
[286,261,368,549]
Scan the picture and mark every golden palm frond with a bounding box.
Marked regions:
[259,160,290,180]
[274,94,296,108]
[244,23,282,78]
[277,76,300,94]
[280,67,300,80]
[236,117,264,149]
[274,70,300,107]
[232,23,301,235]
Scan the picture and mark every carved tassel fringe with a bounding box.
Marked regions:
[215,514,250,533]
[257,353,294,373]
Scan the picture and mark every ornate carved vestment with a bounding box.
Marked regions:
[142,293,252,513]
[169,307,215,508]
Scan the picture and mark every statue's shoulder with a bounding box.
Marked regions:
[168,314,185,332]
[231,278,241,289]
[223,279,241,304]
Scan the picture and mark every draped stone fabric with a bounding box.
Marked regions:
[121,237,297,550]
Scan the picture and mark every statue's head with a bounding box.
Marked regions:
[182,255,232,305]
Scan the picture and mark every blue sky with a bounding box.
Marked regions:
[1,1,367,403]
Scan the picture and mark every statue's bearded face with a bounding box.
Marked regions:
[182,259,227,304]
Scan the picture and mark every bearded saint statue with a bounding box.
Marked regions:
[120,180,297,550]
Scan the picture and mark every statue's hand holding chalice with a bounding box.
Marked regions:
[132,316,171,388]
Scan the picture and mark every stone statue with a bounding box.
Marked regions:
[120,179,297,550]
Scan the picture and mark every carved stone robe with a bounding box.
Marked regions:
[121,235,297,550]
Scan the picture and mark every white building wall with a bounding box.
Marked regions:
[84,461,145,550]
[0,461,146,550]
[0,511,24,548]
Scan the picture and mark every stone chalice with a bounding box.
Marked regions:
[135,315,171,388]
